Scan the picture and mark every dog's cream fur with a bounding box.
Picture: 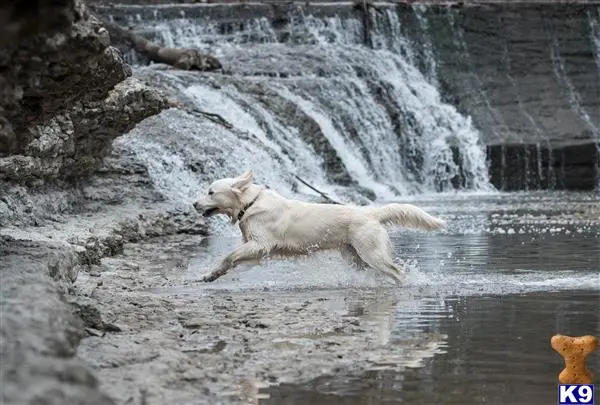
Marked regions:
[193,169,445,284]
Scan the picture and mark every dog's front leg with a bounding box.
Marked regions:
[203,241,266,282]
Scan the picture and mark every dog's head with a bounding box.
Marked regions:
[193,169,254,222]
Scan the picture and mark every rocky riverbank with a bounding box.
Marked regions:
[0,0,196,403]
[1,203,447,405]
[0,208,206,405]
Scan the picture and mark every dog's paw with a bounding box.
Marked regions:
[391,272,407,286]
[187,271,215,283]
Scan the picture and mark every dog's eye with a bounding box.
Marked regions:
[208,190,214,195]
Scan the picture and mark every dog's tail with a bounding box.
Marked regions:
[367,203,445,230]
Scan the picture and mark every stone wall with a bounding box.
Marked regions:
[394,2,600,189]
[395,3,600,147]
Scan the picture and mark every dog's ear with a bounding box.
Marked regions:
[232,169,254,192]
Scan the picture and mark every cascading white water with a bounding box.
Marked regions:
[118,8,493,202]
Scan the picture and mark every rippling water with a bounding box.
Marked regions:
[255,192,598,404]
[153,191,599,404]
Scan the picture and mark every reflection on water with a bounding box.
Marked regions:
[262,291,600,405]
[152,192,599,405]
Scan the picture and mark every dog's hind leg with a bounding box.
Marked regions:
[350,224,405,284]
[340,244,368,270]
[202,241,267,282]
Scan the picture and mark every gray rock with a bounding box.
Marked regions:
[0,237,115,405]
[0,1,177,404]
[0,206,207,405]
[0,0,169,182]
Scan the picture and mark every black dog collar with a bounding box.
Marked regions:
[237,191,262,222]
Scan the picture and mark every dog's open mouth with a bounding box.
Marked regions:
[202,207,219,217]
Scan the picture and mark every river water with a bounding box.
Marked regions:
[263,290,599,405]
[158,191,600,405]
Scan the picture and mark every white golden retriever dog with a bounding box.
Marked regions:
[193,169,445,284]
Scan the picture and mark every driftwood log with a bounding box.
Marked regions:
[97,16,222,71]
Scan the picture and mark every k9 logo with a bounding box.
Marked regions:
[558,385,595,405]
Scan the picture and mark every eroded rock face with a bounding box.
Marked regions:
[1,76,169,181]
[0,0,169,182]
[0,1,174,404]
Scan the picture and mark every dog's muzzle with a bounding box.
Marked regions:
[193,202,219,217]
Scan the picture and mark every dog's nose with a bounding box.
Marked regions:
[193,201,203,212]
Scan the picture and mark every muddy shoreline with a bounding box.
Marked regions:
[70,231,447,405]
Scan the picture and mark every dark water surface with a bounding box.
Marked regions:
[261,290,600,405]
[255,192,600,405]
[175,192,599,404]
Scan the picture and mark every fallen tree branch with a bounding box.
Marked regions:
[96,15,222,72]
[294,175,341,205]
[184,106,234,129]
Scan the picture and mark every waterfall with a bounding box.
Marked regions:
[587,8,600,189]
[116,8,493,203]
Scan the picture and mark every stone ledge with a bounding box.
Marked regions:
[0,77,169,182]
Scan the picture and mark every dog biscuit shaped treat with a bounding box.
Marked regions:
[551,334,599,384]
